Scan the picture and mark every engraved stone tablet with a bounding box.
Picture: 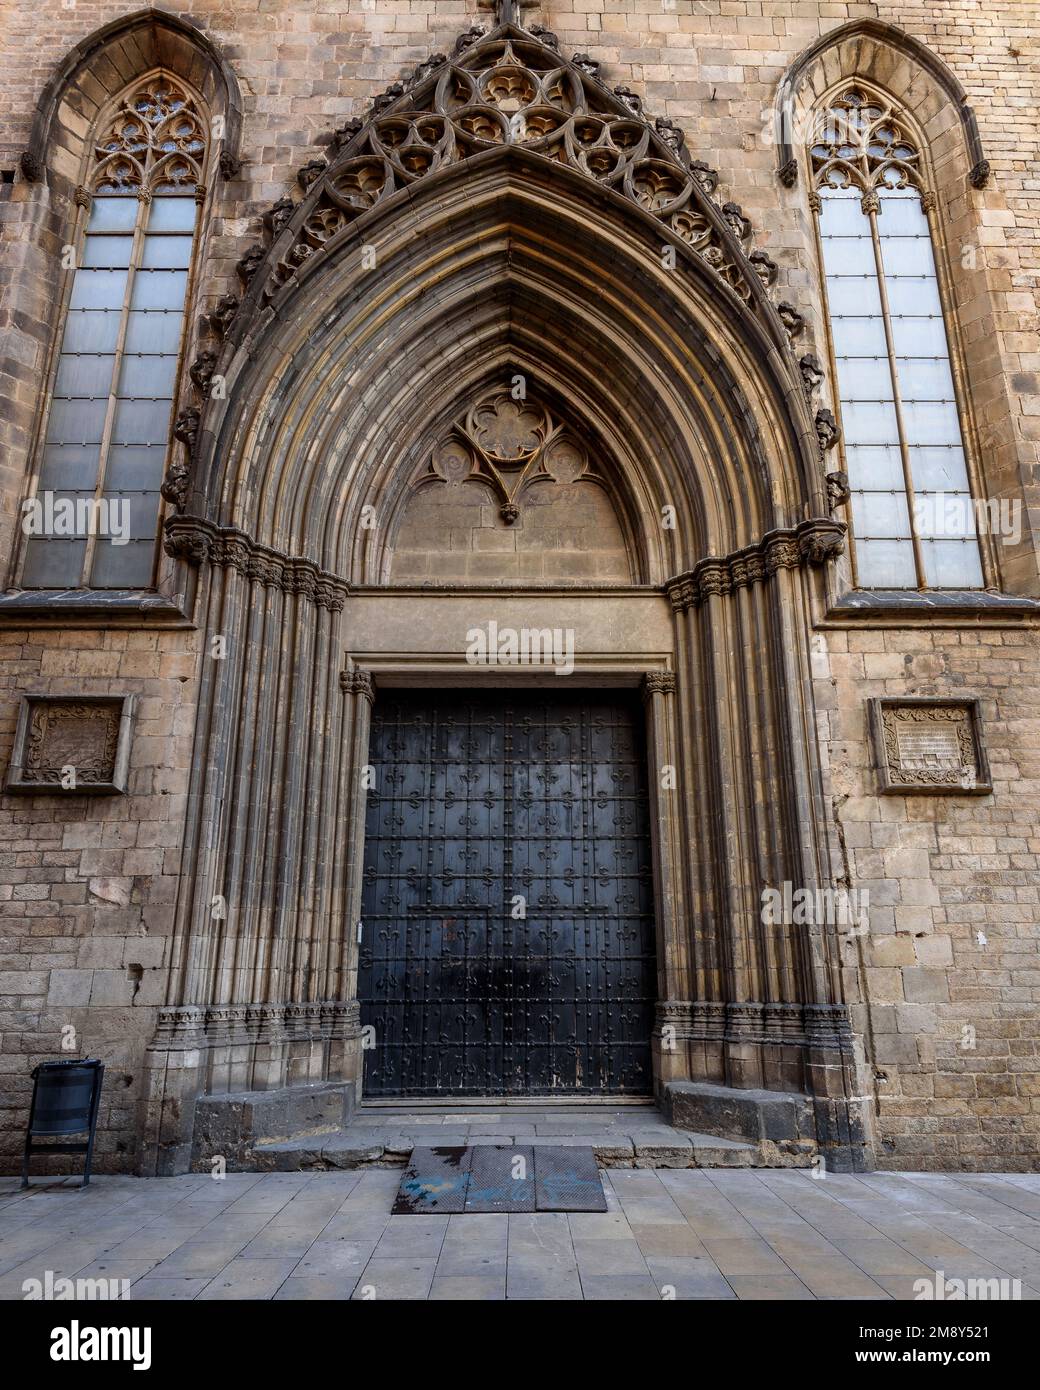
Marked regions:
[869,698,990,795]
[5,695,135,794]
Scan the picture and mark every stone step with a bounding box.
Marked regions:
[244,1127,808,1172]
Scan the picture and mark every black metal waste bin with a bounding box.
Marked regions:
[21,1058,104,1188]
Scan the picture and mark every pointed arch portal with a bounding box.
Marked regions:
[143,21,867,1173]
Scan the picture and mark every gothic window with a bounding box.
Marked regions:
[810,87,984,590]
[22,74,207,590]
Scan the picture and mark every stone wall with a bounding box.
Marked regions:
[0,1,1037,1171]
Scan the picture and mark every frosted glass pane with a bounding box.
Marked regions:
[876,190,929,235]
[130,270,188,310]
[21,538,87,588]
[141,235,193,270]
[38,444,102,490]
[834,356,894,401]
[890,314,948,356]
[70,270,128,310]
[907,445,971,491]
[89,538,156,589]
[878,234,934,277]
[853,490,913,538]
[855,538,917,588]
[88,197,139,233]
[62,310,121,354]
[886,276,943,317]
[825,276,884,316]
[104,445,168,491]
[844,445,905,490]
[895,357,956,402]
[100,491,162,541]
[821,234,877,275]
[148,198,197,233]
[53,354,115,398]
[838,399,900,445]
[830,315,888,357]
[124,310,184,354]
[111,397,173,446]
[901,399,962,446]
[818,190,867,236]
[117,355,179,399]
[921,539,984,588]
[80,235,133,269]
[45,397,107,444]
[913,491,977,539]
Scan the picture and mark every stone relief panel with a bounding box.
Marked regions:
[869,697,991,795]
[390,388,633,584]
[4,696,135,795]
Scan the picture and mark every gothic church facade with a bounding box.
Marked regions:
[0,1,1037,1174]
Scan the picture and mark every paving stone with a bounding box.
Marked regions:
[644,1256,737,1299]
[627,1222,709,1258]
[197,1256,299,1301]
[373,1214,450,1259]
[146,1242,245,1278]
[274,1274,364,1300]
[129,1277,210,1300]
[580,1274,662,1300]
[572,1238,649,1276]
[430,1274,506,1300]
[727,1274,816,1300]
[353,1257,438,1300]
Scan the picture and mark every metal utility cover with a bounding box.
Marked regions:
[534,1145,608,1212]
[392,1146,471,1214]
[464,1144,536,1213]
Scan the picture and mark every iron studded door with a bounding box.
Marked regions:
[358,691,656,1096]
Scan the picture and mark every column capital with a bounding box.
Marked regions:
[340,667,374,702]
[642,670,677,699]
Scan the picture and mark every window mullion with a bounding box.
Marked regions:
[82,189,149,587]
[810,196,861,591]
[866,200,927,590]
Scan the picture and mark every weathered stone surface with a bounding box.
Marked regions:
[0,0,1036,1181]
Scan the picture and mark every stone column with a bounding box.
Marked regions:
[139,518,356,1173]
[660,519,868,1169]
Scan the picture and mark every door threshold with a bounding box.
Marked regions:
[360,1096,656,1108]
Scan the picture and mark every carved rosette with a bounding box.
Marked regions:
[413,387,599,524]
[665,518,846,611]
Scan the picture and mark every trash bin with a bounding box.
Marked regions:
[21,1058,104,1188]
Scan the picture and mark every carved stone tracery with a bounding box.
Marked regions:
[91,75,207,196]
[810,86,923,198]
[242,30,785,319]
[415,388,599,524]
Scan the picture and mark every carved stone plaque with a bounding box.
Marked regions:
[869,698,990,795]
[5,695,135,794]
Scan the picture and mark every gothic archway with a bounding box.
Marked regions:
[142,17,867,1174]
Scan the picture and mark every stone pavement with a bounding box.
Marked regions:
[2,1167,1040,1301]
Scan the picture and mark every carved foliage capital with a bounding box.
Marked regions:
[665,518,847,610]
[162,515,348,610]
